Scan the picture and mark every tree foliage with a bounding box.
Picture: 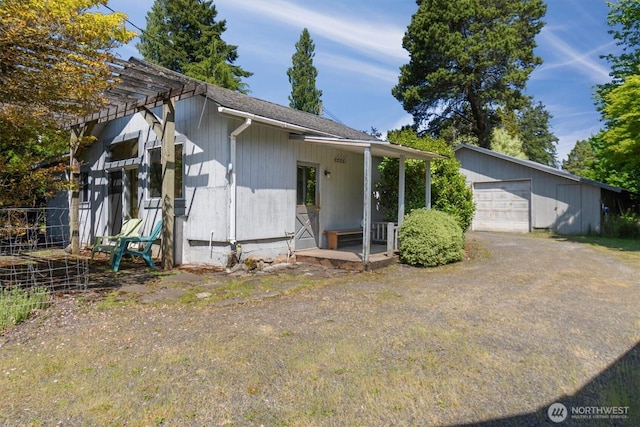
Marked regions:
[595,0,640,108]
[562,139,596,178]
[491,128,527,159]
[287,28,323,114]
[585,0,640,194]
[376,128,475,231]
[138,0,252,92]
[597,75,640,193]
[516,100,558,165]
[393,0,546,149]
[0,0,134,206]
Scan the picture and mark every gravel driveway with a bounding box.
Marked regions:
[1,232,639,426]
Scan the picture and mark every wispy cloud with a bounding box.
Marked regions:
[217,0,408,63]
[537,28,613,83]
[318,53,400,85]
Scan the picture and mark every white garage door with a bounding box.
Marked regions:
[472,180,531,232]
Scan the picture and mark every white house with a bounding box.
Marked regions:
[60,58,441,269]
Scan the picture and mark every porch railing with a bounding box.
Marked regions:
[371,222,399,256]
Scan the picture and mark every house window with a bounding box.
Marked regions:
[149,144,183,199]
[110,138,138,161]
[79,172,89,203]
[297,164,317,206]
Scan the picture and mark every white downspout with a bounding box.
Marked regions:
[228,118,252,244]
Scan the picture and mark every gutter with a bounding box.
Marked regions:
[217,106,341,138]
[228,118,252,244]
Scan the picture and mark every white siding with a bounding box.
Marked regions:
[78,95,375,266]
[456,147,602,234]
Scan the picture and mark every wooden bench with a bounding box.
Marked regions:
[324,228,363,250]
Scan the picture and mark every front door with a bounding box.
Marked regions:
[295,163,320,250]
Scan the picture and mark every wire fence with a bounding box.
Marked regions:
[0,207,88,292]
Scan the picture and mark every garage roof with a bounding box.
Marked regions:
[454,143,624,193]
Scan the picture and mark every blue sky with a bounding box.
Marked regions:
[105,0,619,164]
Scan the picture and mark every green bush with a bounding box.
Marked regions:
[376,128,475,231]
[0,286,50,334]
[601,213,640,238]
[398,209,465,267]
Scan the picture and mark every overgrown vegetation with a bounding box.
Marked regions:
[0,0,134,207]
[398,209,465,267]
[376,128,475,231]
[0,286,50,334]
[601,213,640,238]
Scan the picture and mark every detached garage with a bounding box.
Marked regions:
[454,144,626,235]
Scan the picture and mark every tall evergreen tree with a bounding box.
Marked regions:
[137,0,251,92]
[500,99,558,166]
[562,140,596,178]
[393,0,546,149]
[287,28,322,114]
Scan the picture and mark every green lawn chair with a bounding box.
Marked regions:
[111,220,163,272]
[91,218,143,262]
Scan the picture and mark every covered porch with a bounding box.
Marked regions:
[295,222,399,271]
[295,242,395,272]
[291,135,444,269]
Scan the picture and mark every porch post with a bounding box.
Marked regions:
[362,146,372,266]
[398,155,406,227]
[161,100,175,270]
[425,159,432,209]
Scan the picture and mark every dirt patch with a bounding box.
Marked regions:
[1,232,639,426]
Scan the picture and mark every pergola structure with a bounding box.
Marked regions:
[68,58,208,269]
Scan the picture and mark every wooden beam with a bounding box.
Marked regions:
[161,100,175,270]
[68,121,95,254]
[67,82,207,127]
[138,107,164,139]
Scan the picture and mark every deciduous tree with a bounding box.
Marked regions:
[595,0,640,109]
[0,0,134,206]
[491,128,527,160]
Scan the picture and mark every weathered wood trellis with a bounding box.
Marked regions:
[67,59,208,270]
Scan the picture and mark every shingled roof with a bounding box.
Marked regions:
[71,57,377,141]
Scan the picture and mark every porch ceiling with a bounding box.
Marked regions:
[290,135,446,161]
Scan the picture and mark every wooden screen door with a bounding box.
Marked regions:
[295,163,320,250]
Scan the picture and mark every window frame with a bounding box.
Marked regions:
[147,143,184,200]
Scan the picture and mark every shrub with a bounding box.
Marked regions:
[376,129,475,231]
[601,213,640,238]
[398,209,465,267]
[0,286,50,334]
